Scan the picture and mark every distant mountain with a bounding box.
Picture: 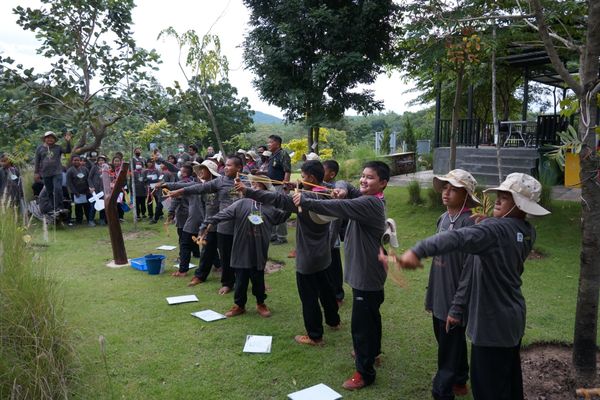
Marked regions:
[253,111,283,124]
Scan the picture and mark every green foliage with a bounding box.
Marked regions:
[0,203,77,399]
[427,187,444,210]
[381,128,392,154]
[418,152,433,171]
[158,28,232,153]
[403,117,417,152]
[407,180,424,205]
[5,0,160,154]
[243,0,399,143]
[338,144,379,181]
[547,125,582,169]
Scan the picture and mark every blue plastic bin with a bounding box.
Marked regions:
[130,257,147,271]
[145,254,166,275]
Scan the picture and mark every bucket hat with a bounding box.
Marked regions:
[484,173,550,216]
[193,160,220,178]
[433,169,481,208]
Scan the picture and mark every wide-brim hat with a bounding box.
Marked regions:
[43,131,58,139]
[97,154,108,161]
[193,160,220,177]
[246,150,260,162]
[237,148,247,155]
[308,211,337,225]
[248,173,274,191]
[433,169,481,208]
[381,218,399,248]
[484,173,550,216]
[208,152,224,164]
[262,150,272,158]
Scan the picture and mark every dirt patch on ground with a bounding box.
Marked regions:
[522,343,599,399]
[123,231,155,240]
[265,260,284,274]
[527,248,547,260]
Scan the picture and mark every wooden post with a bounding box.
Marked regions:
[106,162,129,265]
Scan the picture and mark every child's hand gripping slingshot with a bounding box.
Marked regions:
[377,218,411,288]
[192,224,213,247]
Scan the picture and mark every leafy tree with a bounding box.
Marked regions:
[381,127,391,154]
[158,28,230,154]
[243,0,399,153]
[4,0,160,154]
[174,80,255,152]
[525,0,600,385]
[403,117,417,152]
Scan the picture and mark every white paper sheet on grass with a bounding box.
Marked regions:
[173,263,197,269]
[191,310,226,322]
[243,335,272,353]
[156,245,176,250]
[166,295,198,305]
[287,383,342,400]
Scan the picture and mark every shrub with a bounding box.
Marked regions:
[0,202,77,399]
[338,144,378,182]
[407,180,424,205]
[538,178,553,212]
[427,187,444,209]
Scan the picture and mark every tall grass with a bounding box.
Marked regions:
[338,144,378,181]
[407,180,424,205]
[0,202,77,399]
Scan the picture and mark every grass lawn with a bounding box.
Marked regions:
[32,187,584,399]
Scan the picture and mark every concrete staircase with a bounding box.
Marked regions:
[434,147,539,186]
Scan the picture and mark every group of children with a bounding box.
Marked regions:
[7,130,550,399]
[166,152,548,399]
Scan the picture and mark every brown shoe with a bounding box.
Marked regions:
[225,305,246,318]
[187,277,204,287]
[453,384,469,396]
[294,335,324,346]
[256,303,272,318]
[287,248,296,258]
[342,371,366,391]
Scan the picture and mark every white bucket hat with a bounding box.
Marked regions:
[262,150,272,158]
[484,173,550,216]
[237,148,247,155]
[194,160,220,177]
[433,169,481,208]
[208,152,224,164]
[381,218,399,248]
[303,152,321,161]
[248,173,275,191]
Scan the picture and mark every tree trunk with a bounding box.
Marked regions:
[572,87,600,388]
[307,125,313,153]
[206,106,225,155]
[313,124,320,154]
[105,162,129,265]
[449,64,465,170]
[492,22,503,184]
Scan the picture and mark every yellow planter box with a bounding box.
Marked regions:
[565,152,581,188]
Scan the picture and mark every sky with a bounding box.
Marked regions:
[0,0,423,119]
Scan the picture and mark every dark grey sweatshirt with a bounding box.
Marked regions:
[412,217,535,347]
[425,210,474,323]
[245,188,331,275]
[206,198,290,269]
[34,141,71,177]
[182,176,239,235]
[66,166,90,195]
[165,179,205,234]
[300,194,387,291]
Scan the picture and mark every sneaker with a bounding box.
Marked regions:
[149,220,157,224]
[272,239,288,245]
[294,335,324,346]
[98,220,106,226]
[88,221,96,227]
[256,303,272,318]
[188,277,204,287]
[119,218,125,223]
[287,249,296,258]
[225,305,246,318]
[453,384,469,396]
[342,371,366,391]
[68,222,74,226]
[351,350,382,367]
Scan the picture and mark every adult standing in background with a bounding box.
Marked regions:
[205,145,216,160]
[34,130,72,211]
[188,145,202,164]
[266,134,291,244]
[175,143,191,168]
